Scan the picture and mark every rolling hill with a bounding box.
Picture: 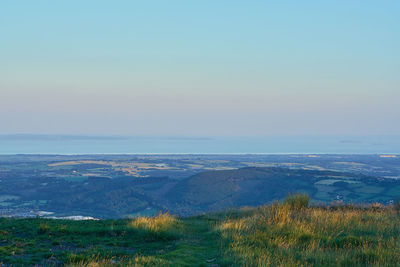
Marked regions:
[164,167,399,215]
[2,166,400,218]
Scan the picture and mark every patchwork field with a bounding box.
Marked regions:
[1,154,400,218]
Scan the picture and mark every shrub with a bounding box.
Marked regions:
[283,193,310,210]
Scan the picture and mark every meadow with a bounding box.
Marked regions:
[1,194,400,266]
[218,195,400,266]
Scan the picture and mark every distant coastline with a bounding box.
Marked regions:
[0,134,399,154]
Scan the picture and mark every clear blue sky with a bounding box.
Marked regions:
[1,1,399,136]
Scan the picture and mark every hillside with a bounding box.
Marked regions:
[2,163,400,218]
[1,195,400,266]
[165,167,399,215]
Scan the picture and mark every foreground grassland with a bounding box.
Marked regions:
[1,196,400,266]
[219,196,400,266]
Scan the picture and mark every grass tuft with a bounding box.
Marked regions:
[129,213,181,240]
[283,193,310,210]
[129,213,177,232]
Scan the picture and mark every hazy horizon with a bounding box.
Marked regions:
[1,134,399,154]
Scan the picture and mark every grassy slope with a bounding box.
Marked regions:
[1,196,400,266]
[0,215,221,266]
[218,198,400,266]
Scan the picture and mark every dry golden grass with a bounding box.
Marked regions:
[219,198,400,266]
[129,213,178,233]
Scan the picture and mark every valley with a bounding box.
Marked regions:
[1,154,399,218]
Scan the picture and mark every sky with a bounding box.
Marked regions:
[1,1,399,136]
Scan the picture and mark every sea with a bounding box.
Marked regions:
[0,135,399,154]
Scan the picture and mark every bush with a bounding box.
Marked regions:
[283,193,310,210]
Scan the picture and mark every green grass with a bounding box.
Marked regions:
[1,196,400,266]
[0,213,221,266]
